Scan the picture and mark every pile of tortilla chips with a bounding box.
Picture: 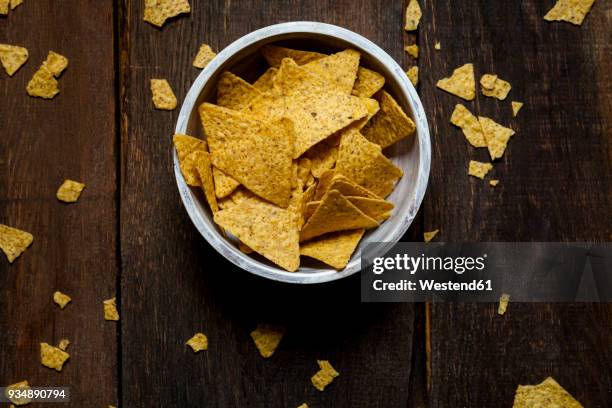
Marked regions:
[174,45,416,272]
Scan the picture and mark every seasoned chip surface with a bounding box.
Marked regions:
[250,324,286,358]
[186,333,208,352]
[0,44,28,76]
[216,71,262,111]
[143,0,191,27]
[480,74,512,100]
[56,179,85,203]
[193,151,219,213]
[513,377,584,407]
[303,49,360,94]
[26,67,59,99]
[436,63,476,101]
[40,342,70,372]
[0,224,33,263]
[404,44,419,59]
[53,291,72,309]
[150,79,177,110]
[193,43,216,68]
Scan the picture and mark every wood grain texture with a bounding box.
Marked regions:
[418,1,612,407]
[120,1,417,407]
[0,1,118,406]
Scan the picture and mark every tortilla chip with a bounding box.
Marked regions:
[0,44,28,76]
[406,66,419,86]
[300,190,378,242]
[315,175,380,201]
[490,179,499,187]
[478,116,515,160]
[436,63,475,101]
[103,297,120,321]
[143,0,190,27]
[212,167,240,198]
[53,291,71,309]
[404,0,422,31]
[178,151,203,186]
[56,179,85,203]
[305,141,337,179]
[544,0,595,25]
[468,160,493,179]
[362,91,415,149]
[150,79,177,110]
[336,129,403,197]
[450,104,486,148]
[435,42,441,50]
[511,101,523,117]
[173,134,207,160]
[346,196,393,222]
[479,74,497,90]
[261,45,325,67]
[186,333,208,352]
[193,43,216,68]
[300,229,365,269]
[296,157,312,186]
[311,360,339,391]
[498,293,510,315]
[6,380,32,405]
[58,339,70,351]
[352,67,385,98]
[0,224,33,263]
[194,151,219,213]
[199,103,294,207]
[480,74,512,100]
[250,324,286,358]
[217,71,262,111]
[513,377,584,408]
[404,44,419,59]
[10,0,21,10]
[40,342,70,372]
[424,229,439,242]
[303,49,360,94]
[214,195,300,271]
[26,67,59,99]
[253,67,277,91]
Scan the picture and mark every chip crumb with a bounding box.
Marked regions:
[43,51,68,77]
[513,377,584,408]
[478,116,515,160]
[150,79,177,110]
[436,63,475,101]
[434,42,441,50]
[6,380,32,405]
[424,229,439,242]
[40,342,70,372]
[498,293,510,315]
[297,404,309,408]
[468,160,493,179]
[511,101,523,117]
[490,179,499,187]
[406,66,419,86]
[58,339,70,351]
[0,224,33,263]
[53,291,72,309]
[450,104,486,148]
[26,51,68,99]
[56,179,85,203]
[186,332,208,352]
[250,324,286,358]
[404,0,422,31]
[103,297,120,321]
[193,43,216,68]
[143,0,190,27]
[544,0,595,26]
[480,74,512,100]
[404,44,419,59]
[311,360,339,391]
[0,44,28,76]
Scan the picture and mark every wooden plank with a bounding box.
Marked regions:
[0,1,118,406]
[119,1,418,406]
[418,0,612,406]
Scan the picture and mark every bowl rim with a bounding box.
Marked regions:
[174,21,431,284]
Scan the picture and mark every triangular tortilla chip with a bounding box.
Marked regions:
[305,140,338,179]
[511,101,523,117]
[300,229,365,269]
[193,151,219,213]
[216,71,262,111]
[335,129,403,197]
[212,167,240,198]
[362,91,416,148]
[0,224,33,263]
[173,134,207,161]
[404,0,422,31]
[199,103,295,207]
[253,67,277,91]
[424,229,439,242]
[0,44,28,76]
[478,116,515,160]
[436,63,475,101]
[300,190,378,242]
[314,174,380,201]
[346,196,393,222]
[404,44,419,58]
[353,97,380,130]
[406,66,419,86]
[352,67,385,98]
[250,324,286,357]
[143,0,190,27]
[450,104,486,148]
[261,45,325,67]
[193,44,216,68]
[303,49,360,94]
[150,79,177,110]
[544,0,595,26]
[213,195,300,271]
[513,377,584,408]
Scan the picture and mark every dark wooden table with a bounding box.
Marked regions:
[1,1,610,407]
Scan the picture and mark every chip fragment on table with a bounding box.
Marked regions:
[480,74,511,100]
[450,104,486,148]
[424,229,439,242]
[40,342,70,372]
[544,0,595,26]
[186,333,208,352]
[468,160,493,179]
[512,377,584,408]
[311,360,339,391]
[143,0,190,27]
[498,293,510,315]
[56,180,85,203]
[436,63,475,101]
[0,224,33,263]
[404,0,422,31]
[406,66,419,86]
[193,43,216,68]
[53,291,72,309]
[150,79,177,110]
[511,101,523,117]
[6,380,32,406]
[0,44,28,76]
[404,44,419,59]
[250,324,286,358]
[478,116,515,160]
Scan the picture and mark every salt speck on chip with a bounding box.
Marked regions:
[404,0,422,31]
[143,0,190,27]
[56,180,85,203]
[0,44,28,76]
[40,342,70,372]
[468,160,493,179]
[193,43,216,69]
[311,360,339,391]
[53,291,72,309]
[250,324,286,358]
[186,333,208,352]
[436,63,475,101]
[103,297,120,321]
[0,224,33,263]
[150,79,177,110]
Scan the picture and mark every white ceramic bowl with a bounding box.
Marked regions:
[175,22,430,284]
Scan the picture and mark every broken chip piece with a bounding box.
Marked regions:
[143,0,190,27]
[26,51,68,99]
[480,74,511,100]
[0,224,33,263]
[468,160,493,179]
[450,104,486,148]
[490,179,499,187]
[0,0,8,14]
[311,360,339,391]
[40,342,70,372]
[404,44,419,59]
[544,0,595,26]
[186,332,208,352]
[404,0,422,31]
[150,79,177,110]
[406,66,419,86]
[498,293,510,315]
[193,43,216,68]
[352,67,385,98]
[10,0,21,10]
[358,90,416,149]
[478,116,515,160]
[512,377,584,408]
[511,101,523,117]
[193,151,219,213]
[434,42,441,50]
[436,63,475,101]
[53,291,72,309]
[300,229,365,269]
[250,324,286,358]
[424,229,439,242]
[58,339,70,351]
[103,297,120,321]
[216,71,262,111]
[212,167,240,198]
[6,380,32,405]
[0,44,28,76]
[173,134,207,161]
[261,45,325,67]
[56,179,85,203]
